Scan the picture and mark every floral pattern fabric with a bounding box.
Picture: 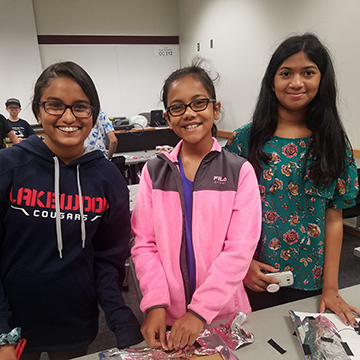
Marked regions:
[84,109,114,159]
[225,123,359,290]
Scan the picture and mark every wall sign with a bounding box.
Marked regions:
[154,46,177,57]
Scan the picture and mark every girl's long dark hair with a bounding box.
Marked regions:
[249,33,348,187]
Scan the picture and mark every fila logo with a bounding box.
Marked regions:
[213,176,227,185]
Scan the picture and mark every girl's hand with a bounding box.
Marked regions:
[319,288,360,327]
[243,259,280,292]
[167,312,204,350]
[141,308,168,350]
[0,344,17,360]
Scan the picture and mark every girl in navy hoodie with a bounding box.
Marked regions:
[0,62,142,360]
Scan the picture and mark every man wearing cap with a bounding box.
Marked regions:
[5,98,35,140]
[0,113,19,148]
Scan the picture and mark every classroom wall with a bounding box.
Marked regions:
[34,1,181,119]
[0,0,180,124]
[178,0,360,149]
[2,0,360,150]
[0,0,42,124]
[38,44,180,119]
[33,0,179,36]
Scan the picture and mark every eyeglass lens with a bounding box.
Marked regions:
[169,99,211,116]
[43,102,92,118]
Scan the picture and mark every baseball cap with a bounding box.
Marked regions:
[5,98,21,108]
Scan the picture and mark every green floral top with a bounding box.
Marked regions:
[225,123,359,290]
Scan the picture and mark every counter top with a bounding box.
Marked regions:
[73,284,360,360]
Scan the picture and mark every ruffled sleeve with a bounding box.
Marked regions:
[224,123,251,158]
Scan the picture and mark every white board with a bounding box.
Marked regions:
[39,44,180,119]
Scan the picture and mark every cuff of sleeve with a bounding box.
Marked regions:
[0,327,21,345]
[146,305,167,313]
[187,309,206,324]
[115,327,143,349]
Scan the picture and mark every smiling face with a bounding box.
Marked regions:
[37,76,93,163]
[274,51,321,118]
[164,75,220,150]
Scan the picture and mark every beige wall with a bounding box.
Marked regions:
[33,0,179,35]
[178,0,360,149]
[0,0,180,122]
[0,0,42,123]
[2,0,360,148]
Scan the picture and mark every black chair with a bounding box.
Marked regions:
[111,155,126,176]
[111,156,135,184]
[123,238,143,304]
[123,237,144,320]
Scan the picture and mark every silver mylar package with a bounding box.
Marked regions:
[289,310,352,359]
[99,313,254,360]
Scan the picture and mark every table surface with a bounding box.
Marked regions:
[113,149,157,165]
[112,136,229,165]
[73,284,360,360]
[233,285,360,359]
[128,184,138,213]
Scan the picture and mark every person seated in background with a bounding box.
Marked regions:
[84,108,118,159]
[5,98,35,140]
[0,113,19,148]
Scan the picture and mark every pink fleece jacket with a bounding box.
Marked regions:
[131,139,261,325]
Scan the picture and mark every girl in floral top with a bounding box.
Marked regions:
[225,33,360,327]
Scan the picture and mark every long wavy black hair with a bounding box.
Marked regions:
[249,33,348,187]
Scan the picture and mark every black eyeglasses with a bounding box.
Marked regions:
[39,101,94,119]
[166,98,216,117]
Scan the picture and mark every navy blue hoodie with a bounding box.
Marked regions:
[0,135,142,351]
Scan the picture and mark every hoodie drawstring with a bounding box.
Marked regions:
[53,156,63,258]
[53,157,86,258]
[76,164,86,248]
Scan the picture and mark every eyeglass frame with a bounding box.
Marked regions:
[166,98,216,117]
[38,101,94,119]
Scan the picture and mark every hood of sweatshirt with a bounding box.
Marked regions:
[16,134,104,166]
[11,135,105,258]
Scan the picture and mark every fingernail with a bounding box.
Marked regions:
[346,322,350,326]
[354,323,358,327]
